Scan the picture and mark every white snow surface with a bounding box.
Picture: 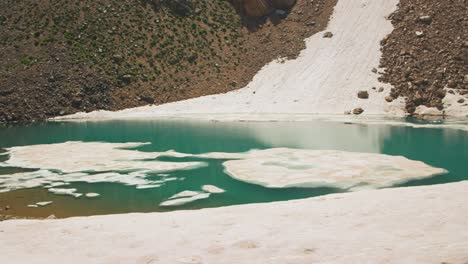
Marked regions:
[56,0,406,122]
[1,182,468,263]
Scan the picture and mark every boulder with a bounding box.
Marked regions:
[352,107,364,115]
[162,0,194,16]
[271,0,296,9]
[323,32,333,38]
[235,0,296,17]
[357,91,369,99]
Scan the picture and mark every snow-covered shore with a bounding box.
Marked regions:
[56,0,406,122]
[1,181,468,263]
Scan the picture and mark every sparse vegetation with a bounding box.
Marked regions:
[0,0,335,122]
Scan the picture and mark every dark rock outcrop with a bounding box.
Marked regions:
[235,0,296,17]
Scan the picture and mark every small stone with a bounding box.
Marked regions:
[378,87,385,92]
[139,96,155,104]
[357,91,369,99]
[415,31,424,37]
[371,68,378,73]
[417,16,432,25]
[464,75,468,83]
[5,205,10,210]
[385,96,395,102]
[112,54,124,63]
[230,80,238,87]
[85,193,100,198]
[458,98,465,104]
[352,108,364,115]
[121,74,132,83]
[305,21,316,26]
[459,90,468,96]
[323,32,333,38]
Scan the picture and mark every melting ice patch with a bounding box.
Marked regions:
[1,141,194,173]
[222,148,447,190]
[0,142,206,195]
[160,191,210,207]
[202,185,226,194]
[0,142,447,198]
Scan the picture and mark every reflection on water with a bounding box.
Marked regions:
[0,119,467,218]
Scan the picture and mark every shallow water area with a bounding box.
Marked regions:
[0,118,467,218]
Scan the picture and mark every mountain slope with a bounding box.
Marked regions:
[0,0,335,122]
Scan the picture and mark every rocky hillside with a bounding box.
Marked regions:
[379,0,467,115]
[0,0,335,122]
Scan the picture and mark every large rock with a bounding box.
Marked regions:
[242,0,272,17]
[236,0,296,17]
[161,0,194,16]
[271,0,296,9]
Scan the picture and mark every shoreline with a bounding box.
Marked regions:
[1,181,468,263]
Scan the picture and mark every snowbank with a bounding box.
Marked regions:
[1,181,467,263]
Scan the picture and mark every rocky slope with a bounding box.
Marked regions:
[0,0,335,122]
[379,0,467,116]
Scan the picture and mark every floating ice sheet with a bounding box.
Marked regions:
[1,141,197,173]
[160,192,210,207]
[0,142,448,199]
[0,142,206,195]
[202,185,226,194]
[222,148,447,190]
[36,201,53,206]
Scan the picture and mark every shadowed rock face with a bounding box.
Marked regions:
[158,0,195,16]
[235,0,296,17]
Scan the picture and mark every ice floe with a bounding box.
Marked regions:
[160,193,210,207]
[48,188,82,198]
[27,201,54,208]
[159,190,212,207]
[36,201,53,206]
[1,141,199,173]
[85,193,100,198]
[168,190,201,200]
[202,185,226,194]
[222,148,447,190]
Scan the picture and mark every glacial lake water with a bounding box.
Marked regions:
[0,118,467,218]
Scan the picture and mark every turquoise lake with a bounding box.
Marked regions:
[0,118,467,218]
